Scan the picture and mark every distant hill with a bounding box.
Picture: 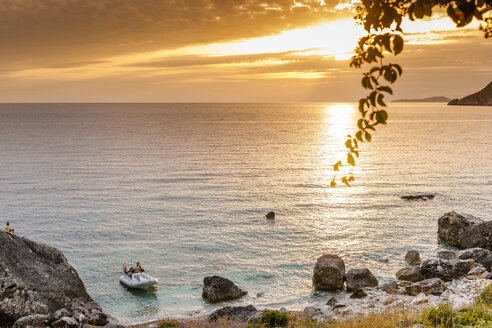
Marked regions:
[448,81,492,106]
[393,96,451,103]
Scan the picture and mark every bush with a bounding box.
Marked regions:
[479,284,492,306]
[258,311,289,327]
[420,304,456,327]
[159,320,180,328]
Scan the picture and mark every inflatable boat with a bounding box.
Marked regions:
[120,272,158,289]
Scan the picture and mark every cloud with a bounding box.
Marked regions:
[0,0,345,70]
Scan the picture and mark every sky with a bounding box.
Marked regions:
[1,0,491,102]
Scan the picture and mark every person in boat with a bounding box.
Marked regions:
[134,262,144,273]
[5,222,15,238]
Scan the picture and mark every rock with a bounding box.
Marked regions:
[304,306,321,317]
[0,233,108,326]
[405,250,421,265]
[350,288,367,298]
[401,194,435,201]
[12,314,51,328]
[378,281,400,294]
[266,212,275,219]
[312,254,345,291]
[51,317,78,328]
[480,271,492,279]
[420,258,473,281]
[396,267,423,282]
[86,309,108,326]
[378,258,389,263]
[467,265,486,276]
[202,276,247,303]
[208,305,257,322]
[437,211,492,250]
[53,308,71,320]
[326,296,338,307]
[437,250,456,260]
[447,81,492,106]
[404,278,447,296]
[103,321,125,328]
[312,312,329,323]
[456,248,492,271]
[345,268,378,291]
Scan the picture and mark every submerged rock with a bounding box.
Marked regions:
[345,268,378,291]
[401,194,435,201]
[437,211,492,250]
[312,254,345,291]
[0,233,108,327]
[396,267,423,282]
[202,276,247,303]
[420,258,473,281]
[266,212,275,219]
[350,288,368,299]
[404,278,447,296]
[405,250,421,265]
[208,305,257,322]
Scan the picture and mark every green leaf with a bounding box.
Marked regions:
[345,139,353,149]
[330,178,337,187]
[356,130,363,142]
[392,64,403,76]
[358,98,367,114]
[365,131,372,142]
[333,161,342,172]
[369,91,378,106]
[347,153,355,166]
[382,34,392,53]
[377,86,393,94]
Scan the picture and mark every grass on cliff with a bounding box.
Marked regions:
[158,284,492,328]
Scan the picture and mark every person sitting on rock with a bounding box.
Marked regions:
[78,311,86,328]
[5,222,15,238]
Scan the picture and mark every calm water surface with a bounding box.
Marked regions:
[0,103,491,323]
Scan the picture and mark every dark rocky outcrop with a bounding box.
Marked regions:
[457,248,492,271]
[266,212,275,219]
[396,267,423,282]
[345,268,378,291]
[448,81,492,106]
[312,254,345,291]
[208,305,257,322]
[393,96,451,103]
[437,212,492,250]
[378,281,400,294]
[401,194,435,201]
[437,250,457,260]
[420,258,473,282]
[202,276,247,303]
[0,233,109,327]
[404,278,447,296]
[405,250,421,265]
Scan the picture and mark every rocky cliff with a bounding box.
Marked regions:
[448,81,492,106]
[0,232,109,327]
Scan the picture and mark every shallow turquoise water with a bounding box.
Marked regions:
[0,103,491,323]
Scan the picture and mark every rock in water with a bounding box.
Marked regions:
[405,250,421,265]
[437,211,492,250]
[350,288,368,299]
[420,258,473,281]
[401,194,435,201]
[266,212,275,219]
[208,305,257,322]
[396,267,423,282]
[404,278,447,296]
[312,254,345,291]
[345,268,378,291]
[448,81,492,106]
[0,233,108,327]
[202,276,247,303]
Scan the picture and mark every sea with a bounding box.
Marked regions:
[0,102,491,324]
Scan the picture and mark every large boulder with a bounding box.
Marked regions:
[404,278,447,296]
[0,233,108,327]
[456,248,492,271]
[405,250,421,265]
[51,317,78,328]
[12,314,51,328]
[208,305,257,322]
[396,267,423,282]
[420,258,473,281]
[312,254,345,291]
[202,276,247,303]
[345,268,378,291]
[438,212,492,250]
